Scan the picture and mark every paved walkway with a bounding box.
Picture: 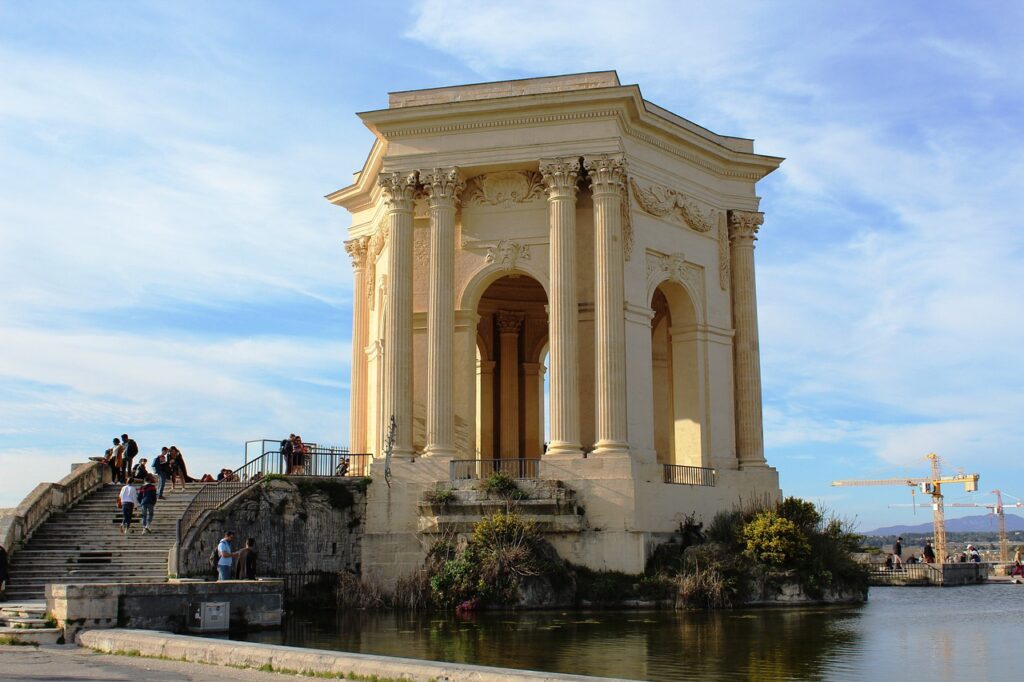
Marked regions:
[0,645,291,681]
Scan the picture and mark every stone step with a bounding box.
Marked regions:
[0,627,62,645]
[0,606,47,619]
[1,617,50,628]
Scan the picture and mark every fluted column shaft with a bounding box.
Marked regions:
[423,168,464,458]
[379,171,418,456]
[728,210,766,467]
[497,311,524,458]
[541,158,582,456]
[586,154,629,456]
[344,236,371,454]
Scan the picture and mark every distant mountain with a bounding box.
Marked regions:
[863,513,1024,536]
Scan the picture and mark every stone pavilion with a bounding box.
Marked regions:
[329,72,782,583]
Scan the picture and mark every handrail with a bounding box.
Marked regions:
[663,463,716,486]
[174,440,372,569]
[450,458,540,481]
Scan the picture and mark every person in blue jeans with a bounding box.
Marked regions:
[118,481,138,534]
[217,531,239,581]
[153,447,170,499]
[137,481,157,533]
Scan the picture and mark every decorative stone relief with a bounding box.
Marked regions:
[496,310,525,334]
[413,227,430,269]
[646,250,706,317]
[540,158,582,199]
[344,236,370,270]
[485,240,531,271]
[630,178,719,234]
[378,171,418,212]
[717,219,730,291]
[621,184,634,261]
[366,223,389,309]
[727,209,764,241]
[463,171,545,208]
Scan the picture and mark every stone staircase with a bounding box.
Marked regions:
[0,601,61,644]
[4,485,200,601]
[418,478,586,533]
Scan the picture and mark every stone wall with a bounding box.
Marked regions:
[178,477,367,579]
[48,580,283,641]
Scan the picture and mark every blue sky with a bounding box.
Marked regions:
[1,1,1022,530]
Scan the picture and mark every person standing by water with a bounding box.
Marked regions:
[118,480,138,534]
[235,538,258,580]
[137,480,157,534]
[892,537,903,568]
[923,540,936,564]
[216,531,239,581]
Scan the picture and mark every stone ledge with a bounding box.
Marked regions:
[79,628,621,682]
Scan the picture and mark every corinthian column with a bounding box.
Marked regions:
[541,158,582,457]
[378,170,418,457]
[423,168,464,458]
[728,210,766,467]
[496,311,524,459]
[585,154,629,457]
[344,236,371,454]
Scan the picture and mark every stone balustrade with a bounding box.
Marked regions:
[0,460,109,557]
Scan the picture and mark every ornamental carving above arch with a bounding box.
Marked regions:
[645,249,706,322]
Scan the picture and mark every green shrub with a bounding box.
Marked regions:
[425,486,457,505]
[483,471,519,498]
[741,510,811,568]
[777,496,822,533]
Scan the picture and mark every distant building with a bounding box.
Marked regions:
[329,72,782,584]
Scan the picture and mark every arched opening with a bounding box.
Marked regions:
[651,281,704,467]
[475,274,548,460]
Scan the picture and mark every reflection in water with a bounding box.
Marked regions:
[232,586,1024,681]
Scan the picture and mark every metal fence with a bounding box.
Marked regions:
[450,458,541,481]
[663,464,716,486]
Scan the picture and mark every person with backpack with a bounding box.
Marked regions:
[137,481,157,533]
[280,438,293,474]
[121,433,139,482]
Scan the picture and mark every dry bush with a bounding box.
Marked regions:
[336,572,387,609]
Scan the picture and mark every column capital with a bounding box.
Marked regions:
[727,210,764,242]
[584,153,627,196]
[496,310,525,335]
[378,170,419,212]
[540,157,581,200]
[421,167,464,209]
[344,235,371,270]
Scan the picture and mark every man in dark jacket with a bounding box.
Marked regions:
[137,481,157,533]
[122,433,139,482]
[235,538,258,580]
[0,544,9,598]
[153,448,170,499]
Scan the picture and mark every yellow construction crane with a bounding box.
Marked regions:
[893,489,1022,562]
[832,453,979,564]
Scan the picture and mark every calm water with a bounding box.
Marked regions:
[230,586,1024,680]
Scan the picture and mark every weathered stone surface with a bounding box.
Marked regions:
[48,580,283,641]
[179,477,366,578]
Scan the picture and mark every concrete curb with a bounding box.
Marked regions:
[78,628,628,682]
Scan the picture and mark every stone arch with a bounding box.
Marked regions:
[650,279,707,468]
[458,260,550,313]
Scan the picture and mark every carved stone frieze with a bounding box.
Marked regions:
[422,167,465,207]
[463,171,544,208]
[630,178,719,234]
[621,183,634,261]
[584,154,627,195]
[646,250,705,312]
[413,227,430,268]
[485,239,531,272]
[717,218,730,291]
[365,223,389,309]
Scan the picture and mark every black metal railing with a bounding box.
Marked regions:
[176,440,372,559]
[663,463,716,486]
[450,458,541,481]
